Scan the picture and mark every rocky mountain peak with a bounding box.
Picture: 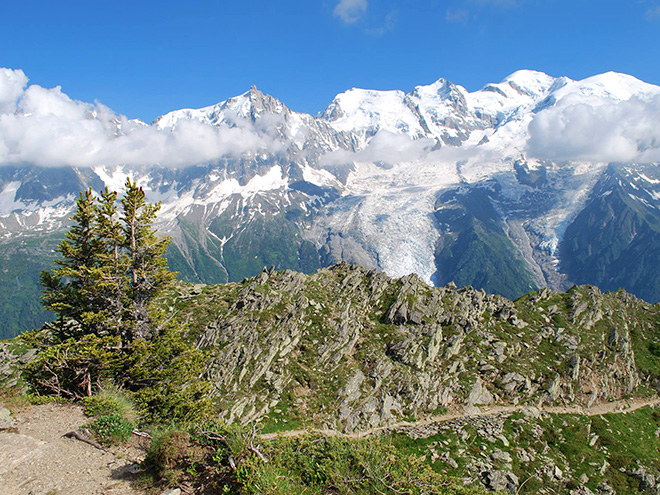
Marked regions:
[224,85,288,122]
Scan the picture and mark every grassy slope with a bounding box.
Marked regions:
[390,406,660,494]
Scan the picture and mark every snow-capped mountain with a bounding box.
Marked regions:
[2,68,660,336]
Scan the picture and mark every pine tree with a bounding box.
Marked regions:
[96,187,128,338]
[40,188,107,338]
[120,178,175,341]
[34,182,207,411]
[41,180,175,344]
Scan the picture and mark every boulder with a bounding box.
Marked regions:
[468,377,494,406]
[483,470,519,492]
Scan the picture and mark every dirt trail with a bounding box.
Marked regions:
[259,396,660,441]
[2,396,658,494]
[0,403,147,495]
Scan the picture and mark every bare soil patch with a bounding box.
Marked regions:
[0,403,147,495]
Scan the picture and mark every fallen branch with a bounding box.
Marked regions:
[131,429,152,439]
[63,429,106,451]
[249,442,269,463]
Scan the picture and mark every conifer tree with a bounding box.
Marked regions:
[41,179,175,344]
[96,187,128,337]
[40,188,106,338]
[120,178,175,341]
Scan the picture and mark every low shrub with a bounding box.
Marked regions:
[233,435,487,495]
[24,325,214,426]
[83,385,138,423]
[24,334,125,399]
[91,412,134,445]
[146,429,207,485]
[127,328,213,425]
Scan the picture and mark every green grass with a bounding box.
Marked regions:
[388,407,660,494]
[259,392,305,434]
[83,385,138,423]
[90,412,134,445]
[234,435,490,495]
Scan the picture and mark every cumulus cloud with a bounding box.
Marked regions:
[527,94,660,163]
[318,127,511,172]
[334,0,368,24]
[0,68,283,168]
[0,68,27,114]
[320,130,435,167]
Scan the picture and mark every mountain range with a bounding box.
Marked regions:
[1,68,660,336]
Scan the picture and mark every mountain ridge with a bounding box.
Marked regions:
[1,68,660,336]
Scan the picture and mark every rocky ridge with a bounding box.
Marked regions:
[168,263,660,433]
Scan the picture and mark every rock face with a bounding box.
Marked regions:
[0,406,15,430]
[172,263,660,432]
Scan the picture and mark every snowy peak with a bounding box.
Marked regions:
[319,71,560,147]
[500,70,557,98]
[464,71,558,122]
[552,72,660,103]
[152,70,660,158]
[223,85,288,121]
[322,87,427,139]
[153,86,291,131]
[410,78,466,103]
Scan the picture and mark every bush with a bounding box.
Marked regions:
[91,412,134,445]
[127,327,213,425]
[146,429,207,485]
[24,324,213,425]
[83,385,138,423]
[24,334,125,399]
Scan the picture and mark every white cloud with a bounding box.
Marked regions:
[5,65,660,172]
[527,94,660,163]
[320,130,435,166]
[0,68,28,114]
[0,67,284,168]
[334,0,368,24]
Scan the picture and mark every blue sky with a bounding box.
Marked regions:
[2,0,660,122]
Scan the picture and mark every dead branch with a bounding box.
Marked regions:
[248,442,269,463]
[63,429,106,451]
[132,429,152,439]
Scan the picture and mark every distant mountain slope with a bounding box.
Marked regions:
[1,69,660,336]
[560,163,660,301]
